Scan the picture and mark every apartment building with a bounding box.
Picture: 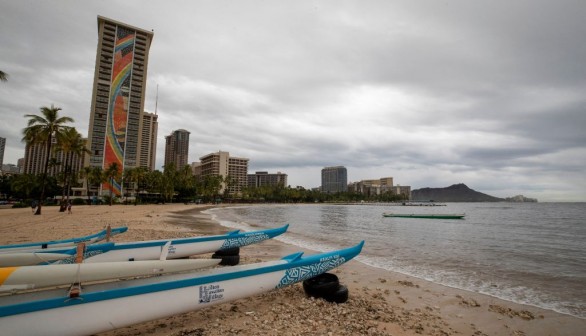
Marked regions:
[321,166,348,193]
[247,171,288,188]
[139,111,158,170]
[198,151,249,195]
[164,129,190,169]
[23,140,86,177]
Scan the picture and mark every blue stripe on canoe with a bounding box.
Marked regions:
[0,241,364,318]
[0,227,128,250]
[98,224,288,251]
[30,225,288,255]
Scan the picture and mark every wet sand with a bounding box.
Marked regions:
[0,204,583,335]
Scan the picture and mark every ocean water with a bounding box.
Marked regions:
[205,202,586,319]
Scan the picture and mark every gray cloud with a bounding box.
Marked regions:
[1,0,585,201]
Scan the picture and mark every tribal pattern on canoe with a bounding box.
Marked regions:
[220,233,270,249]
[275,256,346,289]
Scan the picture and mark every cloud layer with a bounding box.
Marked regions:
[1,0,585,201]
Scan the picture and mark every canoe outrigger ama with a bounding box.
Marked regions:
[0,241,364,336]
[0,226,128,253]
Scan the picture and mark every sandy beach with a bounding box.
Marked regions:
[0,204,583,336]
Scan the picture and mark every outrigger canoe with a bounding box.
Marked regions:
[0,226,127,253]
[382,213,465,219]
[0,225,288,267]
[0,241,364,336]
[0,259,220,292]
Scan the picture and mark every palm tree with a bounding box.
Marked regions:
[11,174,39,200]
[174,165,198,202]
[162,163,178,203]
[123,167,138,204]
[55,128,89,208]
[104,162,121,206]
[22,105,74,215]
[0,70,7,82]
[80,166,94,205]
[80,166,105,205]
[133,167,148,204]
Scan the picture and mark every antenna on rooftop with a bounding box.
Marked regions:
[155,84,159,115]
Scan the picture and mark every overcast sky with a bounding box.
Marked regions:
[1,1,585,201]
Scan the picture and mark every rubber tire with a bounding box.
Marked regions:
[322,284,349,303]
[303,273,340,298]
[212,253,240,266]
[214,247,240,256]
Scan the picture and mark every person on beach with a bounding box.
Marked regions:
[67,201,72,214]
[31,200,37,214]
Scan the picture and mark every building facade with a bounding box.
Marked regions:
[164,129,190,169]
[321,166,348,193]
[23,140,86,178]
[139,111,158,170]
[247,171,288,188]
[86,16,154,195]
[392,185,412,199]
[198,151,249,195]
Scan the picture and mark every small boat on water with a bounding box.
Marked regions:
[383,213,465,219]
[0,226,128,253]
[0,225,288,267]
[0,241,364,336]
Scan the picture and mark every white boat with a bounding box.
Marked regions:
[0,241,364,336]
[0,252,73,267]
[0,259,220,292]
[0,225,288,266]
[0,226,127,253]
[0,243,116,267]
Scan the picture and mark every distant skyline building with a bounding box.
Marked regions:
[140,111,158,170]
[0,137,5,167]
[164,129,190,169]
[348,177,395,197]
[247,171,288,188]
[1,164,20,174]
[17,158,24,174]
[198,151,249,195]
[321,166,348,193]
[86,16,154,195]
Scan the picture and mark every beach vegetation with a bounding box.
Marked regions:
[22,105,74,214]
[54,127,89,210]
[103,162,121,206]
[80,166,103,205]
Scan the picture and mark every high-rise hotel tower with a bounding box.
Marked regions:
[164,129,190,169]
[87,16,154,195]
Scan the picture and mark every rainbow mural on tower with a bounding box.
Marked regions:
[103,27,135,196]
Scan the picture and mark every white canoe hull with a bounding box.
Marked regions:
[0,242,364,336]
[82,239,228,263]
[3,271,284,335]
[0,259,220,292]
[0,252,71,267]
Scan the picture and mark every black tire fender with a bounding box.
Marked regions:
[212,253,240,266]
[213,247,240,256]
[302,272,340,298]
[322,284,349,304]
